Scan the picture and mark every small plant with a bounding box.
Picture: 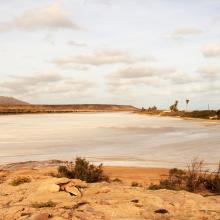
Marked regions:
[31,200,56,208]
[57,157,109,183]
[155,209,169,214]
[112,178,122,183]
[131,181,142,187]
[58,163,75,178]
[148,183,161,190]
[148,168,186,191]
[186,158,207,192]
[203,163,220,194]
[10,176,31,186]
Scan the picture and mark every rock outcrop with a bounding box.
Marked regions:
[0,166,220,220]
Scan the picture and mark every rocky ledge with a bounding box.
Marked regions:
[0,167,220,220]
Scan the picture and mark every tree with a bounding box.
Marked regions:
[170,100,179,112]
[186,99,190,111]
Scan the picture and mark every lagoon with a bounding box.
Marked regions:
[0,112,219,168]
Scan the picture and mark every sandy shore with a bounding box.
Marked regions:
[0,160,169,184]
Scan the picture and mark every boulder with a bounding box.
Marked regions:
[55,178,70,185]
[64,184,81,196]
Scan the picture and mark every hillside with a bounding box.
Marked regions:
[0,96,29,105]
[0,103,138,114]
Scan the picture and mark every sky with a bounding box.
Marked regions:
[0,0,219,110]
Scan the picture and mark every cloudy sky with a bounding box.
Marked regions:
[0,0,219,109]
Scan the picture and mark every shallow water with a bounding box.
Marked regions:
[0,112,219,168]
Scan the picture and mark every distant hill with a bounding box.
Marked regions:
[39,104,138,111]
[0,101,138,114]
[0,96,29,105]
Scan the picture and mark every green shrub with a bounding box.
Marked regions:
[10,176,31,186]
[57,157,108,183]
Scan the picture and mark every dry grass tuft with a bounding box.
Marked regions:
[10,176,31,186]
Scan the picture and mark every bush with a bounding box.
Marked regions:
[148,183,161,190]
[10,176,31,186]
[148,168,186,191]
[161,110,219,120]
[112,178,122,183]
[185,158,206,192]
[181,110,218,119]
[131,181,142,187]
[203,163,220,194]
[148,159,220,194]
[58,163,75,179]
[217,110,220,118]
[57,157,108,183]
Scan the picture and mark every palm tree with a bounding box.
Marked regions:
[186,99,190,111]
[170,100,179,112]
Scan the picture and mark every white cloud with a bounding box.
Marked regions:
[107,66,172,79]
[0,72,63,94]
[0,72,94,96]
[202,43,220,57]
[197,66,220,75]
[197,65,220,79]
[164,70,198,84]
[53,49,147,66]
[106,65,199,92]
[68,41,87,47]
[0,2,81,32]
[172,27,203,38]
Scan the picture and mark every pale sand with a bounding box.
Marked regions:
[104,166,169,184]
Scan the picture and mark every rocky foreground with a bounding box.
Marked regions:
[0,163,220,220]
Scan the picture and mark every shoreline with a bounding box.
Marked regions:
[136,110,220,121]
[1,107,219,122]
[137,111,220,123]
[0,160,169,185]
